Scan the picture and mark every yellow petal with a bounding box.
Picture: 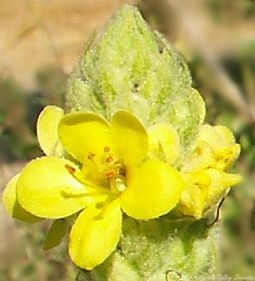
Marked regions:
[179,183,208,219]
[148,123,180,165]
[198,125,241,171]
[121,159,185,220]
[205,168,242,205]
[182,124,240,173]
[2,174,41,223]
[179,171,211,219]
[111,111,148,167]
[214,126,236,145]
[214,144,241,170]
[199,124,236,148]
[17,157,93,219]
[69,199,122,270]
[181,141,215,173]
[59,112,111,163]
[37,105,64,156]
[179,169,241,219]
[43,219,68,250]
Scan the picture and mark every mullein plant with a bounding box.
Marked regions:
[2,5,241,281]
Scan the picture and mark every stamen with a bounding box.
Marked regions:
[65,164,89,186]
[61,187,87,198]
[106,156,113,163]
[94,194,119,219]
[87,152,95,160]
[106,170,116,179]
[119,166,126,177]
[65,164,76,174]
[104,146,110,153]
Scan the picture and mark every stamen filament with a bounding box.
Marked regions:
[94,194,119,219]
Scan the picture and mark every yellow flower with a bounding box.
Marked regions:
[3,106,184,270]
[178,124,241,219]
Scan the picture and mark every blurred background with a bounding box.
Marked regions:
[0,0,255,280]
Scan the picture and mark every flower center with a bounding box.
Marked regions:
[86,146,127,193]
[64,146,127,195]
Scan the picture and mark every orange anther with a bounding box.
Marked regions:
[65,164,76,174]
[104,146,110,153]
[106,156,113,163]
[87,152,95,159]
[106,170,116,179]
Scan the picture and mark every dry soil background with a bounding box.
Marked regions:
[0,0,137,88]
